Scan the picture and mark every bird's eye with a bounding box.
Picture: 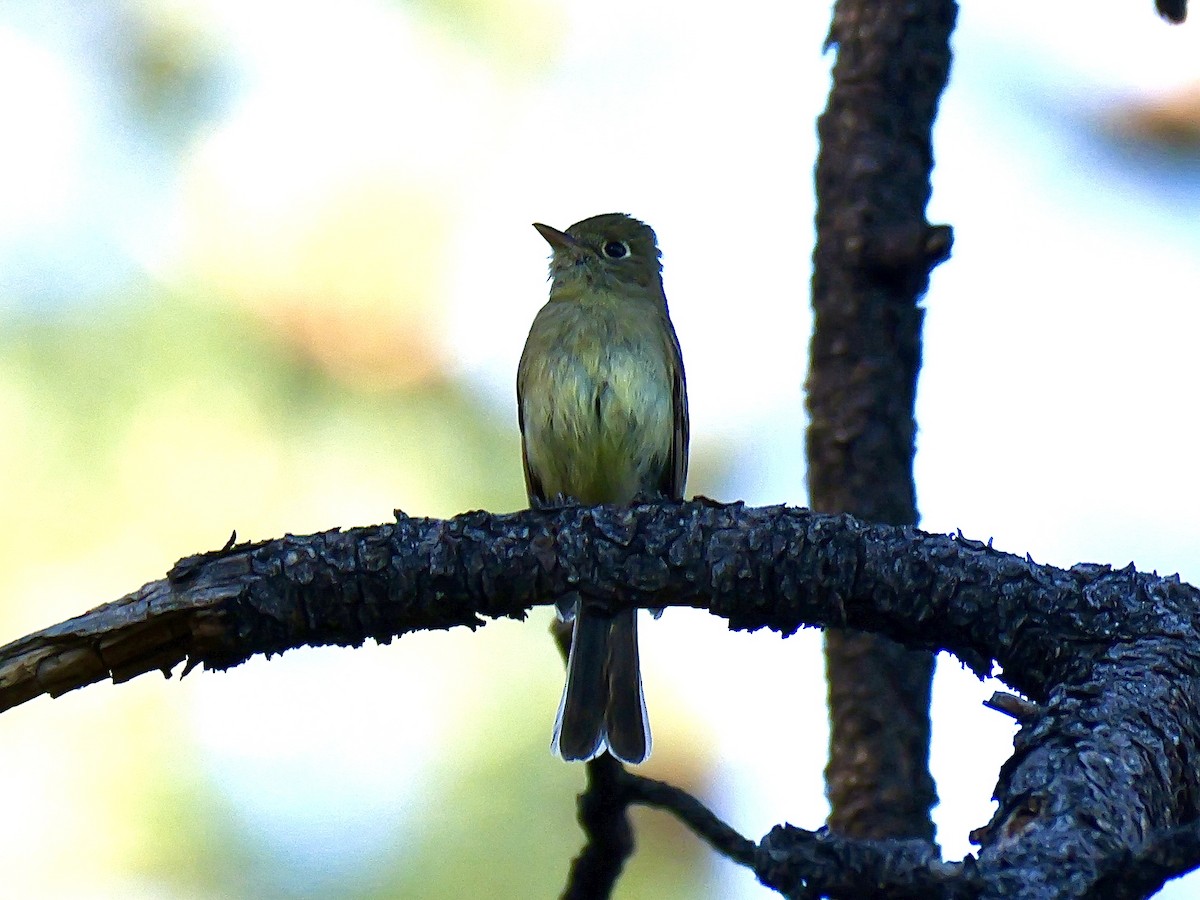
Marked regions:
[602,240,630,259]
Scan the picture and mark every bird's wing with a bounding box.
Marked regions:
[516,359,547,507]
[661,315,689,501]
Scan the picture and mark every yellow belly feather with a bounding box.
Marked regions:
[520,298,673,505]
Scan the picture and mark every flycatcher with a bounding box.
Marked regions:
[517,212,689,764]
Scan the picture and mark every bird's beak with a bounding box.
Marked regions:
[533,222,578,251]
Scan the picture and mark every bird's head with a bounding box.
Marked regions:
[534,213,664,298]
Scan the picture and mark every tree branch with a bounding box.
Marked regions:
[0,501,1191,712]
[562,753,633,900]
[756,825,979,900]
[553,619,636,900]
[808,0,956,841]
[1093,817,1200,898]
[627,773,758,869]
[4,500,1200,896]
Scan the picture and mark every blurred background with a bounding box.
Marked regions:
[0,0,1197,897]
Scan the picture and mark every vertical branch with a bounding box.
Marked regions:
[806,0,956,840]
[554,620,635,899]
[561,754,634,900]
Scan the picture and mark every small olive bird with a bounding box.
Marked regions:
[517,213,689,764]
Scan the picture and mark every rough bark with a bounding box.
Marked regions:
[4,503,1200,896]
[808,0,956,841]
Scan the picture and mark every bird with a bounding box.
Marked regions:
[517,212,689,764]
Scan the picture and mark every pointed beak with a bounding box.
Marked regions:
[533,222,578,251]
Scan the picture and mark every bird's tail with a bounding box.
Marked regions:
[552,606,651,764]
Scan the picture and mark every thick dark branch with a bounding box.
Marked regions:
[1093,817,1200,898]
[3,500,1200,896]
[598,779,983,899]
[972,658,1200,898]
[808,0,956,841]
[570,780,1200,900]
[0,500,1196,713]
[756,825,979,900]
[809,0,954,531]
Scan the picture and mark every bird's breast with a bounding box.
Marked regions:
[520,301,674,505]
